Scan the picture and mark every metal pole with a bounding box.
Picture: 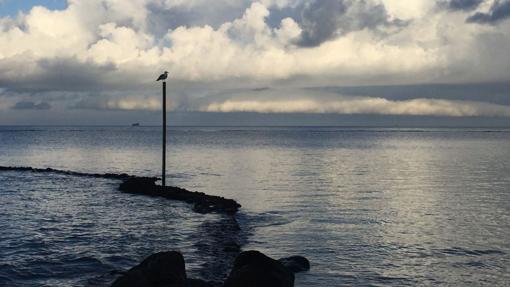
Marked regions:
[162,81,166,187]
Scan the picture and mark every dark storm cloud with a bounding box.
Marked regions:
[0,57,124,93]
[317,82,510,106]
[439,0,484,11]
[293,0,404,47]
[32,58,117,92]
[467,0,510,24]
[71,94,116,110]
[11,101,52,110]
[145,1,252,37]
[296,0,347,47]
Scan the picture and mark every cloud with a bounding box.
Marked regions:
[439,0,484,11]
[0,0,509,122]
[12,100,51,110]
[202,97,510,117]
[72,94,161,111]
[64,86,510,117]
[0,0,509,86]
[146,0,252,36]
[177,87,510,117]
[283,0,407,47]
[467,0,510,24]
[0,57,120,93]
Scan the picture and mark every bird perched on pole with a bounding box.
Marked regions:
[157,71,168,81]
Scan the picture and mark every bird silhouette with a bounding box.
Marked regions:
[157,71,168,81]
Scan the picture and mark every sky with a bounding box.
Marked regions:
[0,0,509,126]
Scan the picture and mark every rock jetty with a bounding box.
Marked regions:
[0,166,241,215]
[0,166,309,286]
[119,177,241,215]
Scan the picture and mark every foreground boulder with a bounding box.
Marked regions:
[112,251,187,287]
[278,256,310,273]
[223,251,294,287]
[111,250,310,287]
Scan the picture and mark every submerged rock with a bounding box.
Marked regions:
[223,251,294,287]
[278,256,310,273]
[112,251,187,287]
[0,165,135,180]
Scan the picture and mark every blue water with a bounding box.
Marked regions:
[1,126,510,286]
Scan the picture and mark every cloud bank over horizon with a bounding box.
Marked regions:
[0,0,509,123]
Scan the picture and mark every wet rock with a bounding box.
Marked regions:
[1,166,240,214]
[119,177,241,215]
[223,251,294,287]
[278,256,310,273]
[119,177,158,195]
[0,165,137,180]
[111,251,186,287]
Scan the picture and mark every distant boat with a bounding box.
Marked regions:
[131,123,140,127]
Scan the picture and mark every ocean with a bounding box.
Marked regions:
[1,126,510,286]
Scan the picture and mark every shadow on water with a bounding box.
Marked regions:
[191,216,248,284]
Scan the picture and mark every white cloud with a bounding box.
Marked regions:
[0,0,507,84]
[203,97,510,117]
[381,0,435,19]
[0,0,509,118]
[104,97,161,110]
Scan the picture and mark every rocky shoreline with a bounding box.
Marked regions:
[0,166,240,215]
[0,166,310,286]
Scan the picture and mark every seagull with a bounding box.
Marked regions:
[156,71,168,81]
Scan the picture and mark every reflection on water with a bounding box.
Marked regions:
[1,126,510,286]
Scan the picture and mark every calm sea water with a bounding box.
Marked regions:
[1,126,510,286]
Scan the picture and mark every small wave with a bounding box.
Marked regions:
[439,247,505,257]
[309,217,380,225]
[352,196,381,201]
[199,172,222,177]
[168,172,193,179]
[455,261,487,268]
[0,129,44,132]
[238,212,293,229]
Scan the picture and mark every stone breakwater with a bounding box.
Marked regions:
[1,166,310,286]
[119,177,241,215]
[0,165,136,180]
[0,166,240,215]
[0,165,244,282]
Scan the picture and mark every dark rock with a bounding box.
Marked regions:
[223,251,294,287]
[0,165,137,180]
[278,256,310,273]
[119,177,158,195]
[1,166,240,214]
[111,251,186,287]
[119,177,241,215]
[193,202,213,214]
